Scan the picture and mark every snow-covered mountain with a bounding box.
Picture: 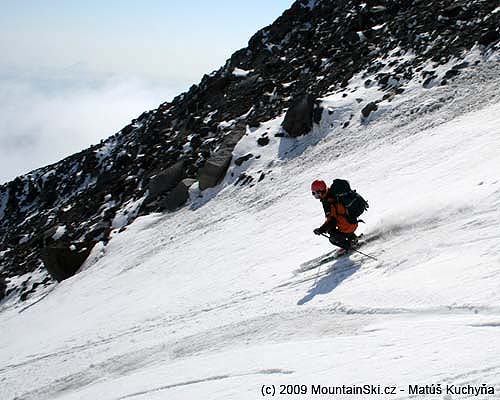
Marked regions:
[1,1,500,398]
[1,0,498,301]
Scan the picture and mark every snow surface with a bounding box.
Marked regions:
[1,57,500,399]
[111,196,146,231]
[51,225,67,241]
[232,68,253,78]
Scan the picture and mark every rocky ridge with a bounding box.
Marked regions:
[0,0,498,301]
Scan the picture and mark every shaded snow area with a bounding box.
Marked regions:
[1,60,500,400]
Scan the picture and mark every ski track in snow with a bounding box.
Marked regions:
[1,59,500,399]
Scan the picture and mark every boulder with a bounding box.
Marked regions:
[85,221,111,242]
[257,137,270,146]
[444,69,460,79]
[234,154,254,166]
[198,129,245,190]
[39,225,60,247]
[442,5,462,19]
[198,151,233,190]
[478,29,499,46]
[41,242,93,282]
[0,274,6,300]
[40,175,58,206]
[281,94,315,137]
[161,179,197,211]
[190,134,202,150]
[313,104,324,124]
[96,170,119,187]
[148,160,185,198]
[361,102,378,118]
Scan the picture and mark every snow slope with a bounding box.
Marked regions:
[1,57,500,399]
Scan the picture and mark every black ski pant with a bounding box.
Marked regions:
[328,228,356,249]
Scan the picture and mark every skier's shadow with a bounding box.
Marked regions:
[297,257,360,305]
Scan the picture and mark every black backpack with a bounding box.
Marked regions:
[329,179,369,224]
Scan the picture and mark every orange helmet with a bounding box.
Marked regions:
[311,180,327,192]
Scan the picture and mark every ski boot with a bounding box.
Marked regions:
[335,247,349,257]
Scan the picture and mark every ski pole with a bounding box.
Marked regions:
[351,248,378,261]
[320,233,378,261]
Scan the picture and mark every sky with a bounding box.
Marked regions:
[0,0,295,184]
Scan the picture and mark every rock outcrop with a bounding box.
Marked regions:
[0,274,6,301]
[41,243,94,282]
[282,94,315,137]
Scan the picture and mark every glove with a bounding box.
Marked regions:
[313,227,324,235]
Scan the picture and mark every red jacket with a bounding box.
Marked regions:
[320,195,358,234]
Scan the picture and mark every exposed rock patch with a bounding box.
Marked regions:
[41,243,94,282]
[282,94,315,137]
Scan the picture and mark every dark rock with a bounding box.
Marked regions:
[115,152,133,170]
[361,102,378,118]
[377,74,390,86]
[85,222,111,242]
[40,175,58,206]
[148,160,185,199]
[162,179,197,211]
[422,69,436,78]
[313,104,323,124]
[257,137,270,146]
[96,170,119,187]
[423,76,436,88]
[120,124,134,135]
[41,243,94,282]
[281,94,314,137]
[452,62,469,70]
[199,153,232,190]
[247,119,261,129]
[198,129,245,190]
[340,76,351,88]
[444,69,460,79]
[0,274,6,300]
[190,134,203,149]
[235,173,254,186]
[442,5,462,18]
[478,29,499,46]
[234,154,254,166]
[24,180,40,203]
[20,290,30,301]
[198,127,211,137]
[81,153,99,174]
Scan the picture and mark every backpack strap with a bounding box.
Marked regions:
[331,196,348,219]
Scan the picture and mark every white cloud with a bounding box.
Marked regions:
[0,70,184,184]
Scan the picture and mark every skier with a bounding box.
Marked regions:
[311,179,359,254]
